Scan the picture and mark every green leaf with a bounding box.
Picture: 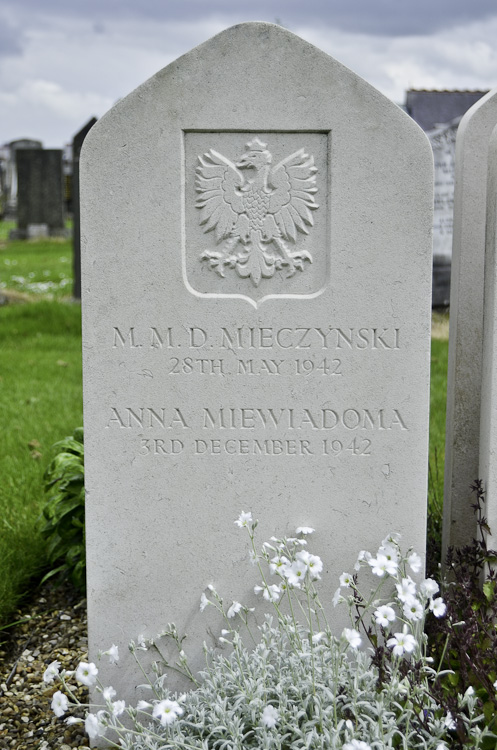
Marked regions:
[483,580,496,602]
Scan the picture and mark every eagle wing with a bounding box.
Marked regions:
[267,149,319,242]
[195,150,245,242]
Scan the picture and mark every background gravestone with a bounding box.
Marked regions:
[427,119,458,307]
[81,23,433,702]
[15,149,65,237]
[480,122,497,552]
[443,88,497,558]
[72,118,97,299]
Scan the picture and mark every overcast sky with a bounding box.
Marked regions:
[1,0,497,148]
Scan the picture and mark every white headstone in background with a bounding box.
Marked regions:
[443,88,497,557]
[81,23,433,703]
[479,123,497,552]
[427,119,458,263]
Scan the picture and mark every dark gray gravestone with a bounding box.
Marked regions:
[72,118,97,299]
[16,149,65,237]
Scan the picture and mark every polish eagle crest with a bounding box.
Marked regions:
[195,138,319,287]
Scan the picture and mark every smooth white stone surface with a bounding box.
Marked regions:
[443,88,497,557]
[81,22,433,705]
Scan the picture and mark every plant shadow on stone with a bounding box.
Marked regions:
[40,427,86,592]
[425,480,497,748]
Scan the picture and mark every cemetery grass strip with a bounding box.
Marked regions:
[0,302,82,626]
[0,236,73,300]
[428,336,449,548]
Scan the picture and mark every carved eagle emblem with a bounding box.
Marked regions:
[195,138,319,287]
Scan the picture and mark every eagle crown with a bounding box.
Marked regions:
[236,139,272,190]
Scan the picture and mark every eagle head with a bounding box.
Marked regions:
[236,137,272,170]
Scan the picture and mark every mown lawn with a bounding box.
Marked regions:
[0,219,450,627]
[0,224,82,627]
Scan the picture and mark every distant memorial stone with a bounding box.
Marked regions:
[72,118,97,299]
[81,23,433,703]
[427,119,458,307]
[16,149,65,238]
[443,88,497,557]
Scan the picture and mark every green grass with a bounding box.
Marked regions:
[0,300,82,625]
[428,336,449,557]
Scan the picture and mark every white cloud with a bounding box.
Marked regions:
[1,12,497,146]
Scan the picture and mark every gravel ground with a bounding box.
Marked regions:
[0,581,90,750]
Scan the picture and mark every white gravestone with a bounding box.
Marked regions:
[428,120,458,263]
[81,23,433,703]
[443,88,497,557]
[479,123,497,552]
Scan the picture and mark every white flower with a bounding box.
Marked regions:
[102,686,117,701]
[43,660,61,684]
[137,700,153,711]
[387,625,417,656]
[200,593,210,612]
[396,577,417,602]
[261,704,279,728]
[444,711,457,730]
[312,631,326,644]
[296,550,323,579]
[343,741,372,750]
[408,552,422,573]
[343,628,362,649]
[227,601,242,618]
[136,634,147,651]
[378,543,399,564]
[51,690,69,717]
[153,699,183,726]
[332,587,343,607]
[234,511,253,528]
[464,686,475,697]
[105,644,119,663]
[296,526,315,535]
[75,661,98,687]
[65,717,83,725]
[420,578,439,598]
[284,560,307,586]
[339,572,353,588]
[264,584,281,602]
[382,532,401,546]
[269,555,290,575]
[374,605,396,627]
[429,597,447,618]
[112,700,126,717]
[368,553,397,577]
[494,679,497,690]
[354,549,371,571]
[403,596,424,621]
[85,712,106,739]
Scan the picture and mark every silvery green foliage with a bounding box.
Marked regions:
[48,516,497,749]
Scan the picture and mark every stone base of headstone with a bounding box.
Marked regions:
[9,226,69,240]
[432,259,451,308]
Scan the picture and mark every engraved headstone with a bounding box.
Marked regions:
[81,23,433,702]
[15,149,65,238]
[480,122,497,552]
[72,118,97,299]
[443,88,497,557]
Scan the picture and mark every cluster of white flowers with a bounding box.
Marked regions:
[333,532,447,657]
[42,515,495,750]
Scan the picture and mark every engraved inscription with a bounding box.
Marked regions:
[195,138,318,287]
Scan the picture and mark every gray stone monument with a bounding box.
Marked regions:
[443,88,497,558]
[81,23,433,703]
[480,122,497,553]
[427,119,458,307]
[72,118,97,299]
[15,149,65,238]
